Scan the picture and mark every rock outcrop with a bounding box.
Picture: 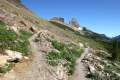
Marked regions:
[0,55,9,67]
[6,0,26,8]
[0,9,33,33]
[50,17,65,23]
[82,49,120,80]
[5,50,23,62]
[69,18,82,31]
[0,50,23,67]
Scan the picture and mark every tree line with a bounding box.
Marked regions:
[111,39,120,60]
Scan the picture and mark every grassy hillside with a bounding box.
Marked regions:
[49,21,112,52]
[0,20,32,74]
[0,0,111,52]
[47,39,83,75]
[0,21,32,56]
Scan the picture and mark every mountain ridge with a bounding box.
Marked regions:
[113,35,120,41]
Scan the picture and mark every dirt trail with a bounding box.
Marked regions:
[0,32,90,80]
[72,48,90,80]
[0,33,56,80]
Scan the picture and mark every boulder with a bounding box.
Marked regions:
[0,55,9,66]
[89,65,96,74]
[56,64,68,80]
[24,56,29,60]
[29,27,36,33]
[5,50,23,62]
[69,18,81,31]
[79,43,84,48]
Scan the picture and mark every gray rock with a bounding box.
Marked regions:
[69,18,81,30]
[51,17,64,23]
[5,50,23,62]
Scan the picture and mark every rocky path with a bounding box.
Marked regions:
[0,31,90,80]
[72,48,90,80]
[0,33,56,80]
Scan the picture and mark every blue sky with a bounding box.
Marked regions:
[21,0,120,37]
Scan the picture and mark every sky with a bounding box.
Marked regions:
[21,0,120,37]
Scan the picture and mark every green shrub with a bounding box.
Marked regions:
[18,30,32,56]
[47,40,83,75]
[0,21,32,56]
[0,21,17,50]
[0,21,6,28]
[0,63,14,74]
[0,21,33,74]
[9,40,30,56]
[19,30,32,40]
[47,51,61,66]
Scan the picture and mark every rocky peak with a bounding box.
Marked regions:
[50,17,65,23]
[69,18,82,31]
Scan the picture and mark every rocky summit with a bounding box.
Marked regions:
[51,17,65,23]
[69,18,81,30]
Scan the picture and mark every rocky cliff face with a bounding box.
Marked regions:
[50,17,83,31]
[50,17,65,23]
[69,18,81,30]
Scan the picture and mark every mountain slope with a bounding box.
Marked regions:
[113,35,120,41]
[0,0,120,80]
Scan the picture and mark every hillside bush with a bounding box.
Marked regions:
[0,21,32,56]
[47,40,83,75]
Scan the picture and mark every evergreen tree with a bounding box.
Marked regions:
[112,40,119,60]
[83,27,87,31]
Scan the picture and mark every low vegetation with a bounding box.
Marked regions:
[89,45,120,80]
[19,30,32,40]
[0,20,32,55]
[50,21,75,32]
[0,21,17,50]
[48,20,120,79]
[47,40,83,75]
[16,30,32,56]
[49,21,111,52]
[0,63,14,75]
[0,20,33,74]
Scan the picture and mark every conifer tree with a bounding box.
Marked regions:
[112,40,119,60]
